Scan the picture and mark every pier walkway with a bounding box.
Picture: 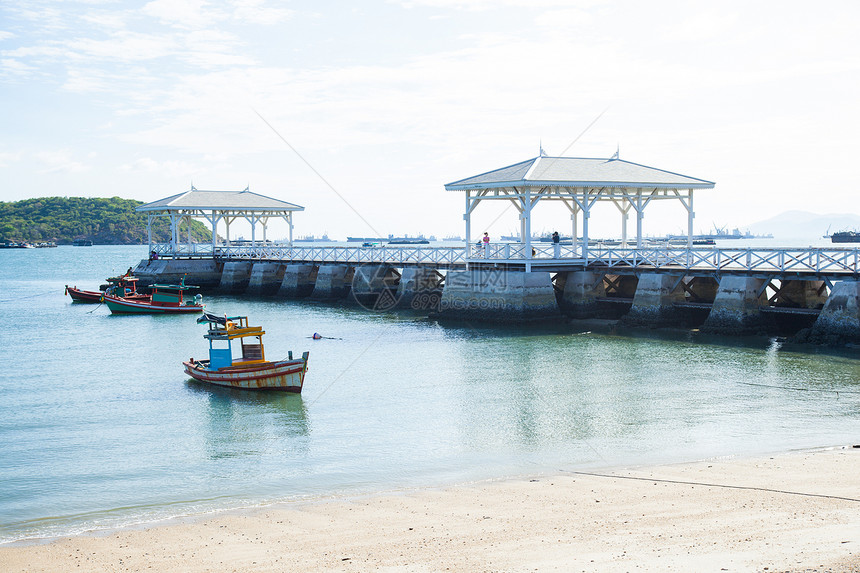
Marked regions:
[151,242,860,279]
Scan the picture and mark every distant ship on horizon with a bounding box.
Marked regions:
[829,230,860,243]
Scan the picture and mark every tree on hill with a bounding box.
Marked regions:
[0,197,213,244]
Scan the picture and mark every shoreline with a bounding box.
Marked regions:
[3,446,859,572]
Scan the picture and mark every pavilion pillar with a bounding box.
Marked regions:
[582,207,590,261]
[636,193,644,249]
[687,189,695,248]
[147,214,153,252]
[621,209,628,247]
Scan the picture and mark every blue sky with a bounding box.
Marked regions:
[2,0,858,240]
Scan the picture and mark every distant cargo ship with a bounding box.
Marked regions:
[294,234,331,242]
[348,234,432,244]
[666,227,772,241]
[830,231,860,243]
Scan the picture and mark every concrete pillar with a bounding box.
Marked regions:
[624,273,685,326]
[310,265,354,299]
[775,279,828,309]
[436,269,559,322]
[218,261,253,293]
[809,280,860,344]
[132,258,223,289]
[396,267,443,311]
[350,265,400,310]
[702,276,766,334]
[557,271,606,318]
[246,262,285,296]
[278,264,318,298]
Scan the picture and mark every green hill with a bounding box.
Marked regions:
[0,197,212,245]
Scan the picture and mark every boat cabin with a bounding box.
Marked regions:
[203,315,267,370]
[149,283,200,307]
[103,275,140,297]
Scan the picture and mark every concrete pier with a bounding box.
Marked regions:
[246,262,285,296]
[556,271,606,318]
[396,267,444,311]
[278,264,318,298]
[808,280,860,344]
[132,258,223,288]
[436,269,559,322]
[702,276,767,334]
[310,265,354,299]
[218,261,253,293]
[624,273,685,326]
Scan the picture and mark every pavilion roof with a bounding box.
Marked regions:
[136,186,304,213]
[444,156,715,190]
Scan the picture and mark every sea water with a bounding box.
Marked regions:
[1,245,860,543]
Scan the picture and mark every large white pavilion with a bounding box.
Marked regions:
[445,154,715,257]
[137,186,304,253]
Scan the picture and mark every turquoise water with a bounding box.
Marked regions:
[2,246,860,543]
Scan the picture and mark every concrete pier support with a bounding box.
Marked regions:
[246,262,285,296]
[436,269,559,322]
[278,264,318,298]
[808,280,860,343]
[556,271,606,318]
[310,265,354,299]
[702,276,767,334]
[396,267,444,311]
[219,261,253,293]
[132,258,223,289]
[624,273,685,326]
[350,265,400,310]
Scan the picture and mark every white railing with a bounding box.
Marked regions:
[153,243,468,266]
[151,243,860,275]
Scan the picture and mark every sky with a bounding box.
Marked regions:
[2,0,859,241]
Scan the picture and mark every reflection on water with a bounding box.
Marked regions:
[185,381,310,460]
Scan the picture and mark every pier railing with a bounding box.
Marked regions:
[152,243,860,276]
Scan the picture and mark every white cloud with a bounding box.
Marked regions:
[141,0,225,30]
[34,150,91,174]
[0,152,21,168]
[230,0,293,24]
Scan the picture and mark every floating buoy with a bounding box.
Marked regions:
[312,333,322,340]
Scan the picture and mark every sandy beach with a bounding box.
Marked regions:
[2,446,859,572]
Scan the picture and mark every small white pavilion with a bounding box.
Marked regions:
[445,154,715,257]
[137,186,304,252]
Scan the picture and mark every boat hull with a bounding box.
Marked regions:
[182,356,309,392]
[103,294,204,314]
[65,286,103,303]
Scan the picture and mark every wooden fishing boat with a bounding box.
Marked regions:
[65,274,144,303]
[103,282,204,314]
[183,314,309,392]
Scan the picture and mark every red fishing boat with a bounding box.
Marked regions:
[183,314,309,392]
[103,281,204,314]
[65,274,144,303]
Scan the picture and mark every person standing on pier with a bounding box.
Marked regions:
[482,232,490,258]
[552,231,560,258]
